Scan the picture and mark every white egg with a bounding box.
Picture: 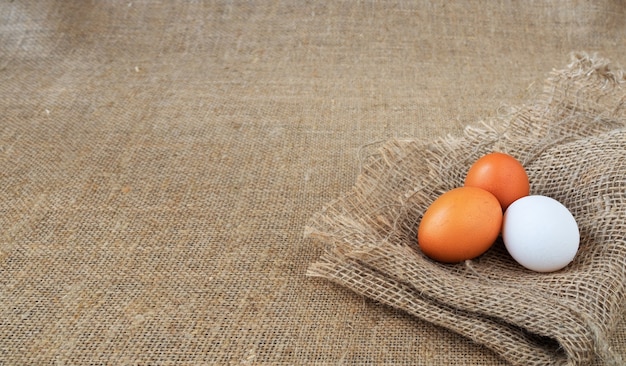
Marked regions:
[502,195,579,272]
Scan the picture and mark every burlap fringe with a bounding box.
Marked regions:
[306,52,626,366]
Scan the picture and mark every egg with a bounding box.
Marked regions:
[464,152,530,210]
[418,187,503,263]
[502,195,579,272]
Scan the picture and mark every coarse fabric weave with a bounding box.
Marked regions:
[307,53,626,366]
[1,1,626,365]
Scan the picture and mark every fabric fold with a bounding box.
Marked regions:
[306,53,626,365]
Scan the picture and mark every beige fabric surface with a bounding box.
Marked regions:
[1,1,625,365]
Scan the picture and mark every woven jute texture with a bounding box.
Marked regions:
[2,1,626,365]
[307,54,626,366]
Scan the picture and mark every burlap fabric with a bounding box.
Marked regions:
[307,53,626,365]
[1,1,626,365]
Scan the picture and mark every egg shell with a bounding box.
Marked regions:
[502,195,579,272]
[464,152,530,210]
[417,187,503,263]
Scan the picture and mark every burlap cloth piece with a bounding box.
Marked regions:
[306,53,626,366]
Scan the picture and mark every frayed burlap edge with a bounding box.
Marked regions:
[305,53,626,366]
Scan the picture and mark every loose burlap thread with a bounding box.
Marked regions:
[306,53,626,366]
